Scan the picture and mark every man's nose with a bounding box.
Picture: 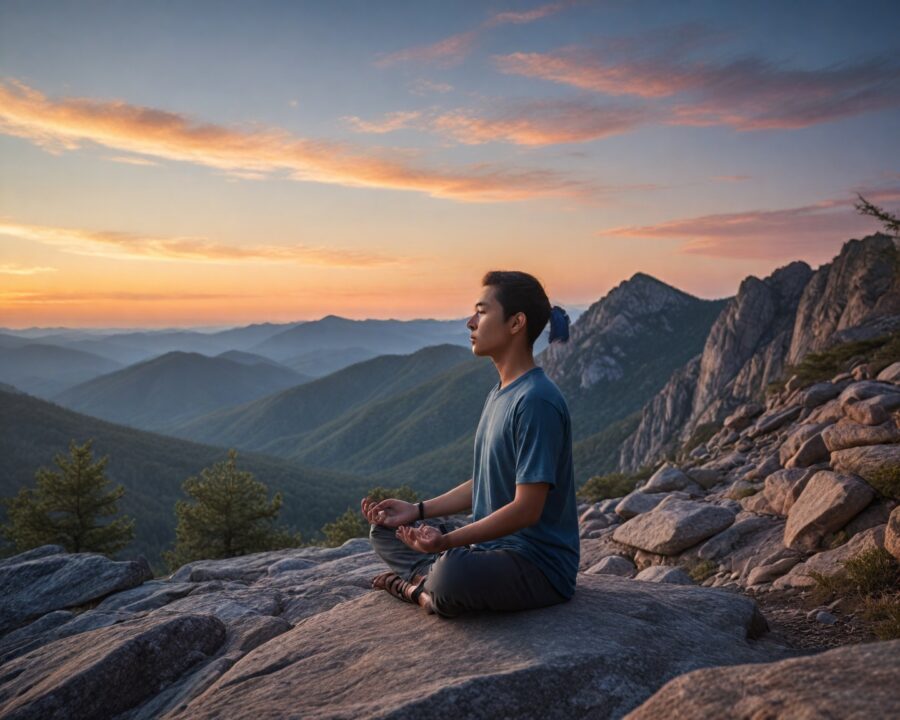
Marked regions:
[466,315,477,330]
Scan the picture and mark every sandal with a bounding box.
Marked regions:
[373,572,427,606]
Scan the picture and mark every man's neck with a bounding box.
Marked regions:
[491,346,536,389]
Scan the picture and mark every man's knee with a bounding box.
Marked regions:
[425,550,470,616]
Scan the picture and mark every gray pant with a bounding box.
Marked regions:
[369,522,568,618]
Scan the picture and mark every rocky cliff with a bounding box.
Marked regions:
[539,272,727,440]
[619,233,900,472]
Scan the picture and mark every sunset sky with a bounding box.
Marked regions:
[1,0,899,328]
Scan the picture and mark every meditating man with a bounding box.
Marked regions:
[361,270,579,618]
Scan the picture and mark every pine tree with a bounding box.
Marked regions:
[855,193,900,237]
[0,439,135,556]
[163,449,302,571]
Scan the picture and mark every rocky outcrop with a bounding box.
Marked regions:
[624,639,900,720]
[619,234,900,472]
[0,541,793,720]
[538,272,726,441]
[0,547,152,634]
[788,233,900,363]
[618,356,701,471]
[178,574,777,720]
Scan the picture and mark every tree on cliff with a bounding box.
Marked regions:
[0,439,135,556]
[855,194,900,238]
[163,449,302,570]
[320,485,420,547]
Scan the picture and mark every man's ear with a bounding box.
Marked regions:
[510,311,527,335]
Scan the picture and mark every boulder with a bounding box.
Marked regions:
[798,381,841,409]
[784,471,875,550]
[0,551,152,635]
[0,613,226,720]
[831,444,900,498]
[774,525,886,589]
[585,555,636,577]
[844,393,900,425]
[784,433,829,468]
[177,575,781,720]
[877,361,900,383]
[762,468,810,516]
[740,454,780,482]
[613,497,737,555]
[641,464,703,494]
[822,419,900,451]
[685,467,725,489]
[745,554,802,586]
[615,491,677,520]
[623,639,900,720]
[724,402,764,431]
[633,566,694,584]
[887,506,900,562]
[779,423,830,465]
[749,405,803,438]
[806,397,844,423]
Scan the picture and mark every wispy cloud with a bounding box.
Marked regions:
[0,219,408,267]
[712,174,752,183]
[376,1,575,67]
[342,110,423,134]
[495,28,900,130]
[106,154,159,166]
[0,78,588,202]
[0,263,58,275]
[408,79,454,96]
[346,99,653,146]
[599,187,900,259]
[0,290,254,304]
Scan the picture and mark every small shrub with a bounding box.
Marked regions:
[843,547,900,596]
[730,486,760,500]
[577,468,651,503]
[861,594,900,640]
[680,422,719,459]
[688,559,718,583]
[769,332,899,393]
[865,465,900,501]
[824,530,850,549]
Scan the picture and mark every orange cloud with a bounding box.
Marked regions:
[106,154,159,166]
[495,35,900,130]
[346,100,652,146]
[600,188,900,259]
[376,1,575,67]
[0,290,254,304]
[0,219,408,267]
[0,263,58,275]
[0,79,588,202]
[431,101,651,145]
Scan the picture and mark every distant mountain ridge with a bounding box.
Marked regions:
[0,343,123,398]
[54,351,308,432]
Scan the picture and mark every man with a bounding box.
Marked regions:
[361,270,579,618]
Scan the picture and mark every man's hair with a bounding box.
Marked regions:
[482,270,551,349]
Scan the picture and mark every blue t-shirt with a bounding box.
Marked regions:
[471,366,580,599]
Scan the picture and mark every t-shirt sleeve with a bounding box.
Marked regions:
[514,397,565,487]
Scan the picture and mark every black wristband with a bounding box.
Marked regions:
[418,501,425,521]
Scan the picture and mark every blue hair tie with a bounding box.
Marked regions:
[548,305,570,343]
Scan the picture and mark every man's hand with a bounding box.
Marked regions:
[396,524,448,554]
[360,496,418,528]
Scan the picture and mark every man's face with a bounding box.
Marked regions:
[466,285,524,356]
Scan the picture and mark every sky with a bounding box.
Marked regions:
[1,0,898,328]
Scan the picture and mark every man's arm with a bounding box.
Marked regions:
[422,478,473,518]
[442,482,549,548]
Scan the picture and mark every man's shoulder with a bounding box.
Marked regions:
[514,371,569,416]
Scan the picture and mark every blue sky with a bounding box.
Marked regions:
[1,0,898,326]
